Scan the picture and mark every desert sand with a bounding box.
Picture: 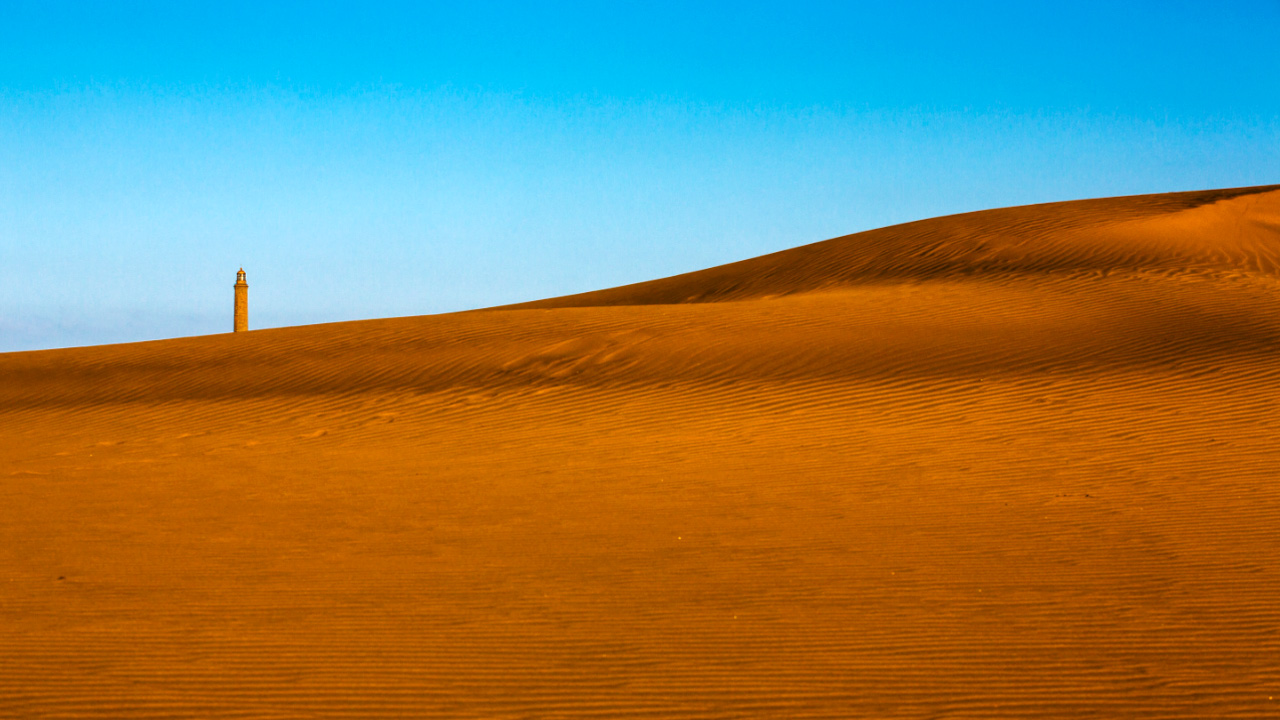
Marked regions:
[3,185,1279,718]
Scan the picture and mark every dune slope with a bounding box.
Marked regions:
[3,186,1280,718]
[513,184,1280,307]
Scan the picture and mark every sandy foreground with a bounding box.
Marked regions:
[2,186,1280,718]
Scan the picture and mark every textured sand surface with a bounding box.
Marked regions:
[3,186,1280,718]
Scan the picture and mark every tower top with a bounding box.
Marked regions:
[236,268,247,285]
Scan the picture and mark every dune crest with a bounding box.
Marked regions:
[3,186,1280,718]
[512,184,1280,307]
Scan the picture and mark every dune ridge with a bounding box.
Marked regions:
[3,186,1280,718]
[512,184,1280,307]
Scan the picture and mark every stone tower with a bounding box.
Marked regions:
[233,268,249,332]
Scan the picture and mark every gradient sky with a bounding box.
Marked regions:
[2,1,1278,351]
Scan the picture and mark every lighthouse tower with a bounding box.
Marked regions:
[233,268,249,332]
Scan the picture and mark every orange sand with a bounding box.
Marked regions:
[3,185,1280,717]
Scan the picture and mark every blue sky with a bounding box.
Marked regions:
[2,1,1278,351]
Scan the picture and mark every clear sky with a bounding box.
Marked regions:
[2,1,1277,351]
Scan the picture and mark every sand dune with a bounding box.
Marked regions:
[3,185,1280,718]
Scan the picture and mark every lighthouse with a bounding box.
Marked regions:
[233,268,249,332]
